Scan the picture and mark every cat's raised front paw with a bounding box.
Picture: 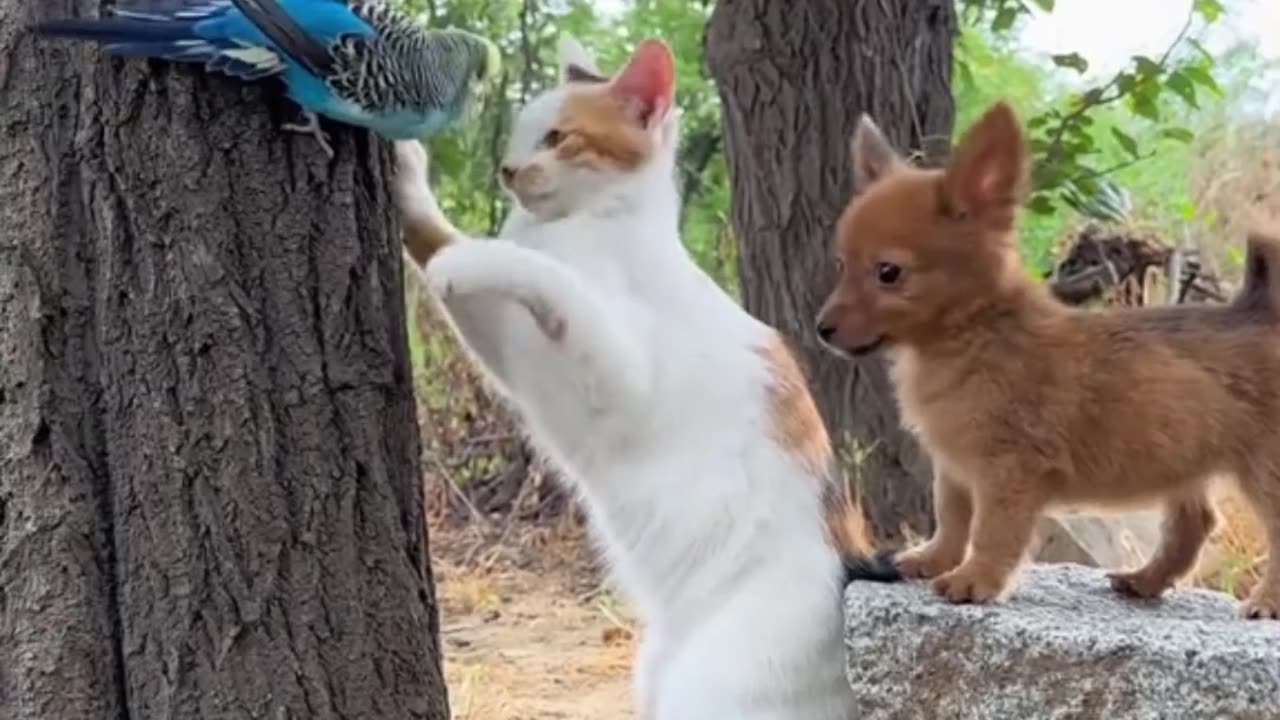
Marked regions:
[393,141,451,230]
[422,244,476,300]
[422,243,518,300]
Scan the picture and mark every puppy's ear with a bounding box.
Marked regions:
[941,101,1028,227]
[850,115,904,193]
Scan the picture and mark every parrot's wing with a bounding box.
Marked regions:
[228,0,369,78]
[32,0,287,81]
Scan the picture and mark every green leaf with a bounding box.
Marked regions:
[1133,55,1163,78]
[1187,38,1215,62]
[1110,127,1139,157]
[1026,113,1053,130]
[1131,95,1160,121]
[1181,64,1222,96]
[1194,0,1224,23]
[1159,126,1196,144]
[1165,71,1199,108]
[992,7,1019,31]
[956,57,976,90]
[1051,52,1089,74]
[1027,194,1056,215]
[1178,201,1198,221]
[1029,0,1055,10]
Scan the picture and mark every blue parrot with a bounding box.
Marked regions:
[33,0,502,157]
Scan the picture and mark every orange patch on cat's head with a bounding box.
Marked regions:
[500,38,677,216]
[553,39,677,172]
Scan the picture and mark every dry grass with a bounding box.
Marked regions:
[431,520,637,720]
[1188,115,1280,285]
[1193,483,1268,600]
[1181,117,1277,600]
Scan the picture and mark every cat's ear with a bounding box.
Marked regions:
[609,39,676,129]
[850,114,904,193]
[558,36,606,84]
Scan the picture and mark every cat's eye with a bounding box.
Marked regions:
[875,261,903,288]
[541,129,564,148]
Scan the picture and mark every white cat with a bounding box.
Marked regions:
[395,36,895,720]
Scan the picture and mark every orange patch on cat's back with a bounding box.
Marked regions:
[755,334,874,556]
[556,90,653,171]
[755,334,832,478]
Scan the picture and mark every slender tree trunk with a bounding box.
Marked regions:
[707,0,957,543]
[0,2,449,718]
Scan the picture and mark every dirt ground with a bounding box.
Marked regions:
[426,484,1267,720]
[432,522,637,720]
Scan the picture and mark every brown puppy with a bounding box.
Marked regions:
[815,99,1280,619]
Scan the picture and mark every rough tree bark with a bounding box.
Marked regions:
[0,2,448,718]
[707,0,957,543]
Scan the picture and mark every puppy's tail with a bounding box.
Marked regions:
[824,490,902,585]
[1234,223,1280,317]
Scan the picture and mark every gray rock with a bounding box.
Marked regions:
[845,563,1280,720]
[1033,514,1161,568]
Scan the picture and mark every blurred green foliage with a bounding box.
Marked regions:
[400,0,1278,525]
[403,0,1272,280]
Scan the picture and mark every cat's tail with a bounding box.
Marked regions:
[842,549,902,584]
[824,494,901,585]
[1233,222,1280,317]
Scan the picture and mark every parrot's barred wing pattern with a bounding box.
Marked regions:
[228,0,336,76]
[330,2,482,114]
[32,0,497,144]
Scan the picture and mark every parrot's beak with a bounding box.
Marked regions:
[483,39,502,87]
[474,39,502,103]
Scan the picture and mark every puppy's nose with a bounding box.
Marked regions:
[499,165,516,185]
[816,321,836,344]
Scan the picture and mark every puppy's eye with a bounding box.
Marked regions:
[541,129,564,148]
[875,261,903,288]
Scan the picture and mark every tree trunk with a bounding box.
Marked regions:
[0,3,449,718]
[707,0,957,543]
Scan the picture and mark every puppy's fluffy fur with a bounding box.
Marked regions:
[816,99,1280,619]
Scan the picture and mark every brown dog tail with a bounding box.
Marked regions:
[1235,225,1280,317]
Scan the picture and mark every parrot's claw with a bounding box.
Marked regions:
[282,111,334,159]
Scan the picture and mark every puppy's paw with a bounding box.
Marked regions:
[1240,591,1280,620]
[895,544,964,579]
[1107,568,1174,600]
[931,565,1009,604]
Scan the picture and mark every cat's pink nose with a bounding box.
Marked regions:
[499,165,517,185]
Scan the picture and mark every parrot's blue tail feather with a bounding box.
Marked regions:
[31,12,285,80]
[31,17,201,45]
